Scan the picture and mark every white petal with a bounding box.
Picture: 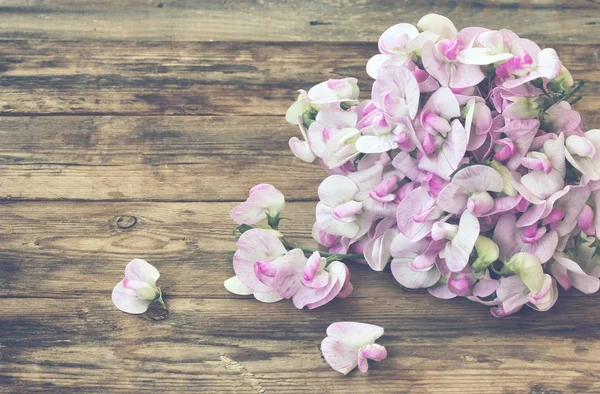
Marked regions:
[224,276,253,295]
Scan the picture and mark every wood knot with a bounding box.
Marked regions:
[116,215,137,229]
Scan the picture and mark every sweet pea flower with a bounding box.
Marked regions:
[491,273,558,317]
[457,29,516,66]
[390,234,442,288]
[550,251,600,294]
[494,118,540,170]
[418,119,468,180]
[371,65,420,122]
[355,106,416,153]
[306,107,361,169]
[316,175,371,239]
[436,165,504,217]
[431,210,480,272]
[493,214,558,264]
[510,133,566,203]
[564,129,600,180]
[308,78,360,110]
[498,39,562,89]
[285,89,312,125]
[289,121,317,163]
[112,259,163,314]
[230,184,285,226]
[418,15,487,88]
[366,23,420,78]
[364,225,399,272]
[544,101,583,137]
[321,322,387,375]
[227,229,290,303]
[293,252,353,309]
[396,186,445,241]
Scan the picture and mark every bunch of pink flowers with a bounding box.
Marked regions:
[227,14,600,318]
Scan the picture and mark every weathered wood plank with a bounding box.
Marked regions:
[1,41,599,116]
[0,116,325,201]
[0,0,598,43]
[0,296,598,393]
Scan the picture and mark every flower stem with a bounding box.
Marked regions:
[281,238,363,260]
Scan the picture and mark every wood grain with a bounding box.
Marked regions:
[1,40,599,116]
[0,116,324,201]
[2,0,600,393]
[0,0,599,43]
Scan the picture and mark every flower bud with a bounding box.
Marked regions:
[506,252,544,293]
[472,236,499,273]
[548,65,574,92]
[490,160,518,196]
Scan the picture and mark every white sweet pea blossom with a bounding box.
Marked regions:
[321,322,387,375]
[230,184,285,225]
[112,259,163,314]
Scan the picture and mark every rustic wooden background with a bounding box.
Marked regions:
[1,1,599,393]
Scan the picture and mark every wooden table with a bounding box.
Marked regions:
[1,1,599,393]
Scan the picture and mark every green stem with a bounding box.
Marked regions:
[281,238,363,260]
[542,80,586,112]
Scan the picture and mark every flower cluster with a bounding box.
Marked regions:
[284,14,600,317]
[225,185,354,309]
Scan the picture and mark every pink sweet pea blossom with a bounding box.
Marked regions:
[418,119,468,180]
[227,229,289,302]
[431,210,480,272]
[371,65,420,121]
[390,234,441,288]
[308,78,360,110]
[494,214,558,264]
[230,184,285,226]
[112,259,162,314]
[498,39,562,89]
[510,133,566,203]
[418,15,487,88]
[293,253,353,309]
[564,129,600,180]
[457,29,516,66]
[307,107,360,169]
[321,322,387,375]
[366,23,420,78]
[436,165,504,217]
[491,273,558,317]
[550,249,600,294]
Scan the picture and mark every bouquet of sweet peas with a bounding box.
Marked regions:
[225,13,600,318]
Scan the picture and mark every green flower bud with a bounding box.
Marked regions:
[472,236,499,273]
[490,161,518,196]
[506,252,544,293]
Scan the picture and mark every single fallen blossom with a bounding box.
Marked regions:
[112,259,164,314]
[230,184,285,227]
[321,322,387,375]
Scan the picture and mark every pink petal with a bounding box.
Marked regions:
[230,184,286,225]
[326,321,385,346]
[553,255,600,294]
[424,86,461,119]
[357,344,388,373]
[364,228,398,271]
[112,280,152,314]
[321,337,359,375]
[233,229,287,293]
[124,259,160,285]
[445,210,480,272]
[428,282,458,299]
[271,249,307,299]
